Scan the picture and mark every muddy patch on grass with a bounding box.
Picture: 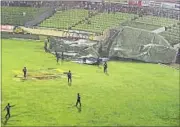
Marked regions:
[33,75,61,80]
[13,68,67,81]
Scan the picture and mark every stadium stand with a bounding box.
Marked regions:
[135,16,178,27]
[160,23,180,46]
[40,9,136,33]
[40,9,90,29]
[74,12,136,33]
[1,7,48,26]
[124,15,179,31]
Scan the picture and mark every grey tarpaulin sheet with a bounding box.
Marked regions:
[108,26,177,63]
[48,26,178,64]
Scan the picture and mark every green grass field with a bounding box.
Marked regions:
[1,39,179,126]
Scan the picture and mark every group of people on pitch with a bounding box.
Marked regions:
[22,62,107,81]
[4,68,80,120]
[4,58,108,120]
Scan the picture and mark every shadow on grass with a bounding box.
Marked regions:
[21,78,27,82]
[76,106,82,113]
[106,73,109,76]
[61,60,64,65]
[2,117,9,126]
[2,117,21,126]
[2,111,29,126]
[68,82,72,86]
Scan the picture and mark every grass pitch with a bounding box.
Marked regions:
[1,39,179,126]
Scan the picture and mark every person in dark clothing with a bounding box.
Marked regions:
[76,93,81,107]
[44,46,47,52]
[67,70,72,84]
[55,51,59,63]
[61,52,64,61]
[83,58,86,63]
[104,62,108,73]
[4,103,15,119]
[165,26,168,31]
[175,48,180,64]
[22,67,27,78]
[44,40,48,52]
[108,9,110,14]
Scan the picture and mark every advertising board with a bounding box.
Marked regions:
[0,25,14,32]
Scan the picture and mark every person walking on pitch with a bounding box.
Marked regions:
[55,51,59,63]
[76,93,81,107]
[22,67,27,78]
[67,70,72,84]
[4,103,15,119]
[104,62,108,73]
